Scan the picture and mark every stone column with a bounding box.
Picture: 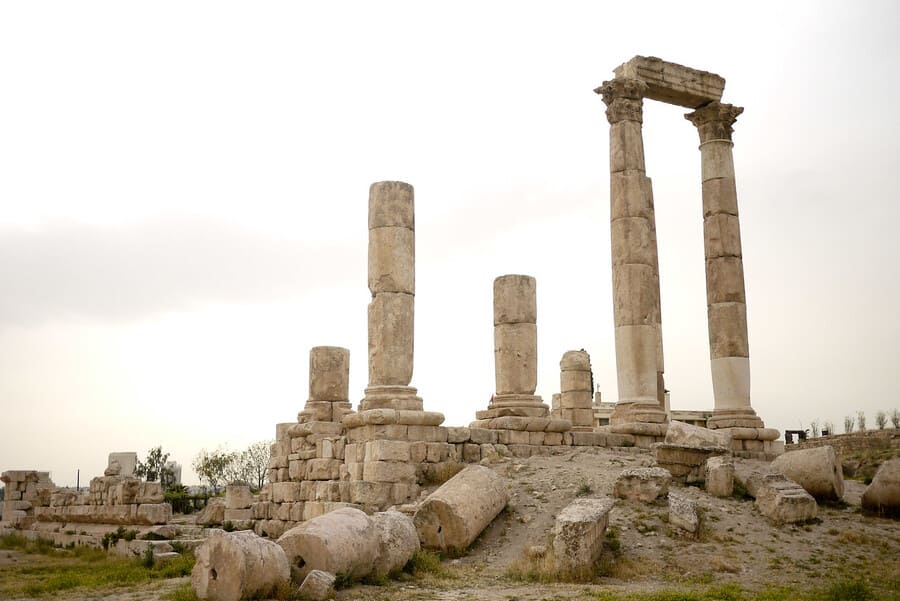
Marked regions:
[596,78,667,426]
[685,102,763,429]
[299,346,353,423]
[361,181,423,411]
[559,350,595,431]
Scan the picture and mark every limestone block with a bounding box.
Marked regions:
[225,485,254,510]
[702,177,739,217]
[368,292,414,387]
[371,510,420,578]
[494,323,537,395]
[610,172,653,219]
[192,529,290,601]
[560,372,592,395]
[703,213,742,259]
[493,274,536,325]
[754,476,818,524]
[707,302,749,358]
[369,226,415,295]
[551,497,615,573]
[613,56,725,108]
[665,420,731,449]
[366,440,411,462]
[700,141,736,182]
[349,481,393,506]
[108,453,138,477]
[609,120,646,173]
[705,257,746,304]
[413,465,509,552]
[194,498,225,526]
[612,264,659,326]
[613,467,671,502]
[611,216,657,267]
[137,482,164,504]
[447,427,471,443]
[369,181,414,229]
[668,492,699,534]
[861,459,900,517]
[771,445,844,501]
[277,507,379,582]
[308,346,350,401]
[560,349,591,372]
[560,390,593,409]
[469,428,498,444]
[364,461,416,483]
[273,482,302,503]
[298,570,336,601]
[137,503,172,525]
[408,425,449,442]
[705,455,734,497]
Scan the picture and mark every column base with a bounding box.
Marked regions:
[716,425,781,460]
[707,408,763,429]
[610,401,668,425]
[359,385,423,412]
[477,394,549,419]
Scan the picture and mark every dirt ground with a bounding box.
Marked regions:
[4,445,899,600]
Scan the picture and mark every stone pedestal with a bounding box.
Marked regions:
[596,78,667,429]
[685,102,764,431]
[298,346,353,424]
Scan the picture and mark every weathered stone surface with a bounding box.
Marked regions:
[493,274,536,325]
[707,302,749,358]
[613,467,670,502]
[705,257,746,305]
[665,420,731,449]
[107,453,138,478]
[371,511,420,578]
[771,445,844,501]
[861,458,900,517]
[192,529,290,601]
[137,482,164,504]
[368,225,415,295]
[136,503,172,525]
[277,507,378,583]
[705,455,734,497]
[369,181,414,229]
[298,569,336,601]
[613,56,725,108]
[225,485,254,510]
[494,322,538,395]
[754,476,818,525]
[368,292,414,387]
[551,497,615,573]
[668,492,699,533]
[194,498,225,526]
[308,346,350,401]
[414,465,508,552]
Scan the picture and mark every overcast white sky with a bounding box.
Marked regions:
[2,1,898,487]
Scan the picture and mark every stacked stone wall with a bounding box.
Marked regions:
[792,429,899,455]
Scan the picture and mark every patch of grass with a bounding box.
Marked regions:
[403,550,447,578]
[821,577,875,601]
[164,582,201,601]
[576,481,594,497]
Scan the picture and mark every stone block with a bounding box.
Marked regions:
[861,458,900,517]
[702,177,739,217]
[298,570,336,601]
[611,216,656,267]
[366,440,411,462]
[544,432,563,445]
[705,455,734,497]
[614,467,671,502]
[408,425,448,442]
[494,323,537,395]
[273,482,302,503]
[664,420,731,449]
[369,180,414,229]
[462,443,482,463]
[754,476,818,524]
[363,461,416,483]
[703,213,742,260]
[551,497,615,573]
[668,492,699,534]
[771,445,844,502]
[224,508,253,522]
[493,274,536,325]
[705,256,746,304]
[368,292,414,387]
[707,302,749,358]
[528,431,546,445]
[613,56,725,108]
[609,120,646,173]
[447,427,470,443]
[700,140,736,182]
[610,172,653,219]
[469,428,497,444]
[225,485,254,510]
[137,503,173,525]
[308,346,350,401]
[368,226,415,295]
[613,264,659,326]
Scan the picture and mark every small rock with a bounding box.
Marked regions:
[298,570,335,601]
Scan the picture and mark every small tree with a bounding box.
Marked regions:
[822,421,834,436]
[193,448,237,494]
[240,440,273,491]
[875,411,887,430]
[843,415,855,434]
[890,409,900,429]
[857,411,867,432]
[135,446,177,488]
[809,419,820,437]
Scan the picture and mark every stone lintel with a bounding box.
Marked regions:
[614,56,725,109]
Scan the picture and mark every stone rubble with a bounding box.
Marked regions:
[550,497,616,573]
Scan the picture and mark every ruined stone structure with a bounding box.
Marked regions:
[596,56,775,454]
[557,350,595,431]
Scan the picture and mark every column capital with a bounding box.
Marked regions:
[595,78,647,124]
[685,102,744,143]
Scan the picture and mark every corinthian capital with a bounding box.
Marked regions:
[595,78,647,124]
[685,102,744,143]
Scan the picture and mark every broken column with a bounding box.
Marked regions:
[470,275,570,451]
[192,529,290,601]
[559,350,595,431]
[684,102,763,432]
[362,180,421,412]
[596,77,667,431]
[299,346,352,424]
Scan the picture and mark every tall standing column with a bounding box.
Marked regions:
[491,274,545,411]
[596,78,667,426]
[362,181,423,411]
[685,102,763,429]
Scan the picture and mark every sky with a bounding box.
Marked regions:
[1,1,899,487]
